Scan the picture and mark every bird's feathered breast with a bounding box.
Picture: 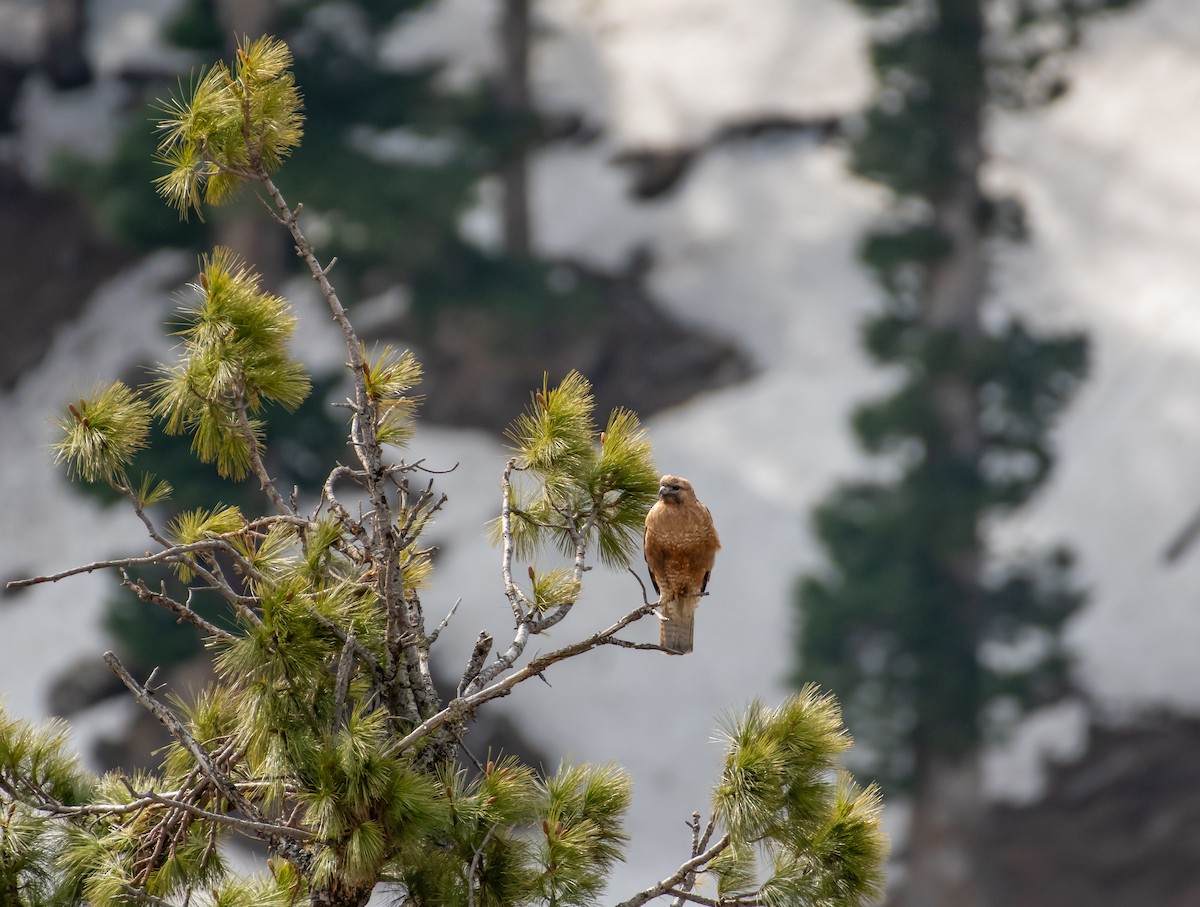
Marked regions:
[644,497,720,599]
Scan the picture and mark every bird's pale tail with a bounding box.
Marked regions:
[659,597,698,654]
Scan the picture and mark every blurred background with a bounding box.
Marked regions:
[2,0,1200,903]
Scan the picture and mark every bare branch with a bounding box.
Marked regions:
[499,458,534,621]
[426,597,461,646]
[408,458,460,475]
[26,779,294,821]
[458,632,494,697]
[467,823,500,907]
[601,637,669,652]
[697,813,717,855]
[120,572,234,641]
[7,539,241,589]
[627,566,656,606]
[528,505,592,635]
[258,173,380,482]
[671,812,705,907]
[393,600,660,754]
[613,834,731,907]
[134,784,314,842]
[319,464,368,545]
[9,532,264,629]
[112,478,173,549]
[333,634,358,725]
[664,890,763,907]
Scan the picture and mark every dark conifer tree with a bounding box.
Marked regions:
[795,1,1139,904]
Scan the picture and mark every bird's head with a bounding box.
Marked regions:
[657,475,695,504]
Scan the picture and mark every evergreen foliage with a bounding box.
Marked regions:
[53,382,153,485]
[3,39,886,907]
[152,246,311,480]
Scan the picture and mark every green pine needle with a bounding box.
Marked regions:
[505,371,596,479]
[529,566,581,612]
[805,776,889,907]
[498,374,658,569]
[364,345,423,447]
[169,504,245,547]
[52,382,152,485]
[151,247,311,479]
[154,36,302,218]
[711,840,758,898]
[135,472,174,508]
[167,503,244,579]
[714,687,859,842]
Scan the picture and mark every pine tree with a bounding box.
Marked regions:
[794,1,1139,904]
[1,38,886,907]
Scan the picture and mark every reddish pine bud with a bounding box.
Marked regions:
[527,565,536,582]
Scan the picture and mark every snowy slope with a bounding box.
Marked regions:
[3,0,1200,896]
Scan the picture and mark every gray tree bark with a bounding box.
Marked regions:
[891,3,991,904]
[894,753,987,907]
[497,0,532,257]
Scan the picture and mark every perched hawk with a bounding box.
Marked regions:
[643,475,721,654]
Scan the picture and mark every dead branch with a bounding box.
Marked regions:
[103,653,259,821]
[393,599,660,754]
[7,539,244,589]
[426,598,461,647]
[664,890,763,907]
[612,834,731,907]
[120,571,234,640]
[458,632,494,697]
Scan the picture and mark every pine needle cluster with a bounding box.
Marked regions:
[710,687,887,907]
[52,381,152,485]
[155,36,303,218]
[501,371,659,570]
[152,246,311,480]
[361,345,423,448]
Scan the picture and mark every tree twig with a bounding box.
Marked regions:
[127,782,314,842]
[426,598,461,646]
[232,385,295,517]
[467,823,500,907]
[613,834,731,907]
[393,600,660,754]
[458,632,494,697]
[664,890,763,907]
[7,539,244,589]
[120,572,234,640]
[671,812,705,907]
